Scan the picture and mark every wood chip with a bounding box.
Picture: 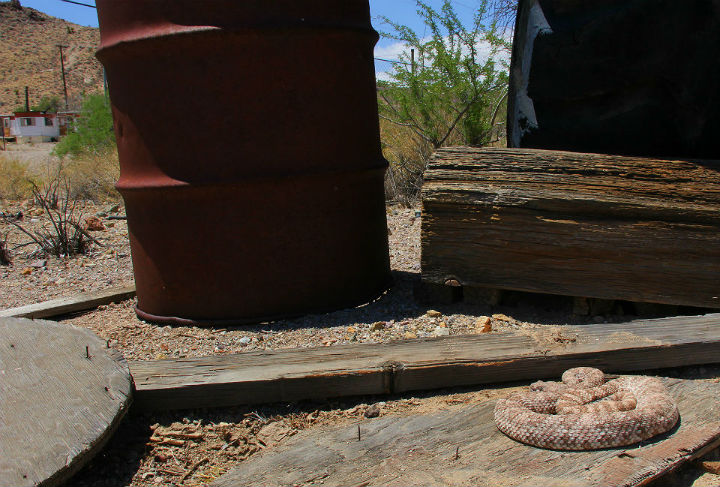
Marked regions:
[149,435,185,447]
[181,457,209,482]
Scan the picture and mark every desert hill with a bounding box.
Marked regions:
[0,0,103,113]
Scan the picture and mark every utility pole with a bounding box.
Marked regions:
[57,45,69,110]
[411,48,416,76]
[25,86,29,112]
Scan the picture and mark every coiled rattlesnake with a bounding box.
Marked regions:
[494,367,679,450]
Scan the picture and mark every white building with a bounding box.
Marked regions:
[7,111,60,143]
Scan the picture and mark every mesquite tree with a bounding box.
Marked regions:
[378,0,512,149]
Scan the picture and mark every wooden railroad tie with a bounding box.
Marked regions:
[420,147,720,309]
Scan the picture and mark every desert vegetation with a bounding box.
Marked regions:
[1,91,119,203]
[378,0,515,205]
[1,91,118,259]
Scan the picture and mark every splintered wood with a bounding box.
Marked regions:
[211,378,720,487]
[420,147,720,308]
[0,317,133,487]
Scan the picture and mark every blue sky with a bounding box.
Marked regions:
[20,0,480,79]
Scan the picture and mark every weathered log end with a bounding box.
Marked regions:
[420,147,720,309]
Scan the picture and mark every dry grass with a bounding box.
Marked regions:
[380,119,433,207]
[0,149,120,203]
[59,150,120,201]
[0,152,36,199]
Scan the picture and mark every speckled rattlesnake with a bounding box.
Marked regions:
[494,367,679,450]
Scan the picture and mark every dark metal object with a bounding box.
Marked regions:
[95,0,391,325]
[509,0,720,159]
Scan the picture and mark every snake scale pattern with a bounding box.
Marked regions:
[494,367,679,450]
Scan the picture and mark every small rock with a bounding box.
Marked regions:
[476,316,492,333]
[238,337,251,346]
[492,313,513,322]
[85,216,105,231]
[364,403,381,418]
[96,211,108,218]
[154,453,168,463]
[426,310,442,318]
[370,321,386,331]
[438,321,447,328]
[21,267,32,275]
[30,259,46,268]
[108,204,121,214]
[347,326,357,333]
[444,279,461,287]
[433,327,450,337]
[404,332,418,340]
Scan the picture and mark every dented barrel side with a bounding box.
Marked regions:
[95,0,391,324]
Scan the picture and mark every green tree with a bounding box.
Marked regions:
[378,0,510,149]
[33,95,63,113]
[53,94,115,158]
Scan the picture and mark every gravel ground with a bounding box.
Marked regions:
[1,198,133,309]
[2,198,720,486]
[2,199,615,361]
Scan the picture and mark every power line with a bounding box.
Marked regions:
[59,0,96,8]
[374,57,412,66]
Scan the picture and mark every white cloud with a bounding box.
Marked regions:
[376,70,395,82]
[375,40,411,61]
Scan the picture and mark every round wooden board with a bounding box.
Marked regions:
[0,317,133,487]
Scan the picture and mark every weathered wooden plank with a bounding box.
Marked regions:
[0,284,136,319]
[0,318,133,487]
[211,378,720,487]
[130,313,720,411]
[421,147,720,308]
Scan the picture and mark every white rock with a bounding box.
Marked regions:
[433,327,450,337]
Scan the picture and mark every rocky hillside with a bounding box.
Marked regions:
[0,0,103,113]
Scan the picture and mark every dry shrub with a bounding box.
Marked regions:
[11,179,98,257]
[0,153,35,200]
[59,150,121,202]
[380,118,433,207]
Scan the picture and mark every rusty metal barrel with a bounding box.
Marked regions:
[95,0,391,325]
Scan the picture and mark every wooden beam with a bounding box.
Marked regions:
[130,313,720,411]
[421,147,720,308]
[0,285,136,320]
